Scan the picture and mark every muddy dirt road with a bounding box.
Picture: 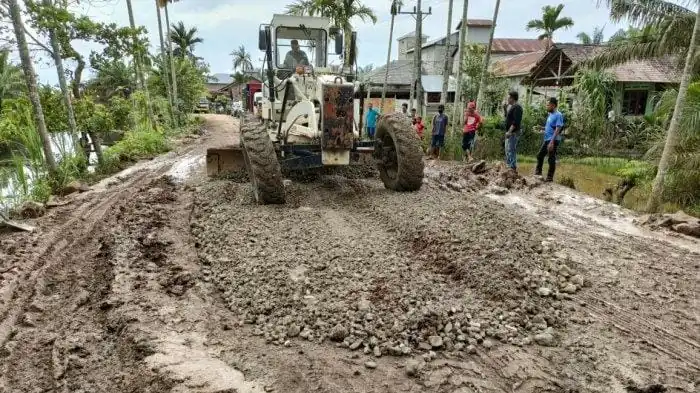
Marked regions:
[0,115,697,393]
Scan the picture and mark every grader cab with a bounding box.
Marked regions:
[206,13,424,204]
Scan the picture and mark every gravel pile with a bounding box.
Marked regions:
[191,163,584,357]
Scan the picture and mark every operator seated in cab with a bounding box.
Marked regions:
[283,39,310,69]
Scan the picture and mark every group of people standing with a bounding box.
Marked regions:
[363,92,565,181]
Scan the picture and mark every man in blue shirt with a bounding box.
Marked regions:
[365,103,380,139]
[429,104,448,159]
[536,97,565,182]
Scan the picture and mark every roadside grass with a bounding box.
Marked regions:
[516,157,698,216]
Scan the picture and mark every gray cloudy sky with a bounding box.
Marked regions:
[32,0,625,84]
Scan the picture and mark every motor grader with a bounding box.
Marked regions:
[206,13,424,204]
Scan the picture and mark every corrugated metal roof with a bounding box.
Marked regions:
[607,59,682,83]
[525,44,682,85]
[455,19,494,30]
[366,60,416,85]
[491,39,547,53]
[397,31,429,41]
[207,73,234,84]
[492,51,546,76]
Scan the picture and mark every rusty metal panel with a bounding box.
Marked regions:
[321,84,354,150]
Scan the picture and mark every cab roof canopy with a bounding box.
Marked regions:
[270,14,332,30]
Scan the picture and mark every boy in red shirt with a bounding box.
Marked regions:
[462,101,482,162]
[414,116,425,139]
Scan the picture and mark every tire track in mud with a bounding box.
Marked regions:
[0,168,179,391]
[0,169,154,348]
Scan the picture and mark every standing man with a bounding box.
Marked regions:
[535,97,565,182]
[365,102,380,139]
[504,91,523,172]
[462,101,482,162]
[429,104,448,160]
[410,107,417,121]
[399,102,410,116]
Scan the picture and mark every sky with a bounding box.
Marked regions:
[22,0,627,85]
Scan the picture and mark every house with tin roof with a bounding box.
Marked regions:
[492,43,682,116]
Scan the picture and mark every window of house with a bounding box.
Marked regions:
[622,90,648,116]
[427,92,441,103]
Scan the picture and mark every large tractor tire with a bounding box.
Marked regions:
[240,117,286,204]
[375,113,424,192]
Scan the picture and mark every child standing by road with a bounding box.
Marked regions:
[414,116,425,139]
[462,101,482,162]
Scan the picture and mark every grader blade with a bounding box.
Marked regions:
[206,146,246,177]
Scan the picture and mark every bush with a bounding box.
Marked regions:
[98,123,169,173]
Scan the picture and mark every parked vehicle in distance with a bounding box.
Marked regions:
[194,98,210,113]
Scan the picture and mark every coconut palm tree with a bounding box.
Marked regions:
[577,26,606,44]
[476,0,501,108]
[170,21,204,59]
[590,0,698,70]
[381,0,402,110]
[645,3,699,212]
[526,4,575,45]
[285,0,377,67]
[231,46,254,72]
[5,0,57,176]
[0,48,24,109]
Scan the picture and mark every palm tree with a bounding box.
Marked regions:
[526,4,575,45]
[231,46,253,72]
[577,26,606,44]
[590,0,697,69]
[5,0,57,176]
[285,0,377,67]
[476,0,501,109]
[381,0,402,110]
[154,0,175,123]
[170,21,203,59]
[451,0,470,136]
[0,48,24,109]
[440,0,454,105]
[646,3,699,212]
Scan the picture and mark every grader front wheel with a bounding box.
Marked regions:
[375,113,425,192]
[240,117,286,204]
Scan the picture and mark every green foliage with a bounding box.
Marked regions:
[38,85,68,134]
[461,45,509,112]
[525,3,575,41]
[170,21,204,59]
[99,123,169,173]
[557,176,576,189]
[74,96,115,134]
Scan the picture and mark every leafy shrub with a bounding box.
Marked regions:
[98,123,169,173]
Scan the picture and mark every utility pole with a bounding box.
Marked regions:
[381,1,400,111]
[451,0,470,137]
[398,2,431,115]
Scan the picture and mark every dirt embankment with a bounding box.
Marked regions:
[0,115,698,393]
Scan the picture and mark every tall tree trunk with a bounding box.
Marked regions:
[381,3,398,111]
[450,0,469,136]
[155,0,175,125]
[164,3,180,125]
[42,0,85,162]
[344,26,353,68]
[126,0,156,126]
[476,0,500,110]
[440,0,454,105]
[7,0,57,176]
[646,4,700,212]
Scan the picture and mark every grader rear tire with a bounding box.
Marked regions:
[241,117,285,204]
[375,113,424,192]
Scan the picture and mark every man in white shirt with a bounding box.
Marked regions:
[283,39,310,69]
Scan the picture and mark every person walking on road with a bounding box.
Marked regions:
[365,103,380,139]
[504,91,523,172]
[429,104,448,160]
[535,97,565,182]
[462,101,482,162]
